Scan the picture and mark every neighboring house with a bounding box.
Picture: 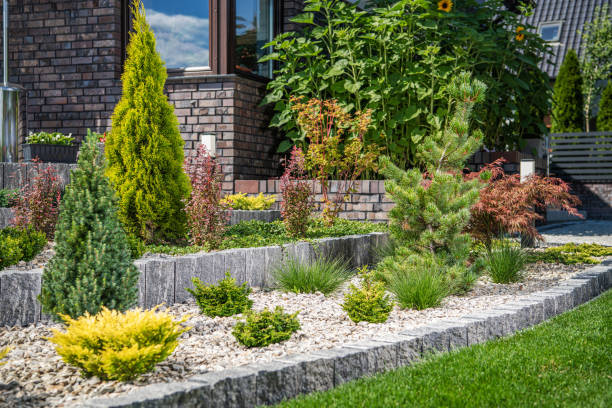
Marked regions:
[523,0,609,79]
[1,0,307,189]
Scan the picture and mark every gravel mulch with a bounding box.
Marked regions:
[0,260,603,408]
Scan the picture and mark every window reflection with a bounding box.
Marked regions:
[236,0,274,77]
[142,1,210,69]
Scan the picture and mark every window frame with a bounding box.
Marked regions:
[122,0,282,80]
[538,21,563,43]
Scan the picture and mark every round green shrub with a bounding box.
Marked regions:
[187,273,253,317]
[232,306,300,348]
[0,227,46,269]
[342,267,393,323]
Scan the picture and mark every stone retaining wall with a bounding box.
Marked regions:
[0,232,388,327]
[80,260,612,408]
[0,208,13,229]
[228,210,281,226]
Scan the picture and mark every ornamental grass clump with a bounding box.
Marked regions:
[184,144,228,249]
[39,134,139,320]
[484,240,527,284]
[272,256,351,295]
[187,273,253,317]
[280,147,313,237]
[106,0,190,244]
[48,307,190,381]
[342,266,393,323]
[221,192,276,210]
[232,306,300,348]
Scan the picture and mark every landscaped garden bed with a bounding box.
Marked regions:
[0,258,607,407]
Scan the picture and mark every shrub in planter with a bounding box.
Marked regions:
[184,144,228,249]
[106,0,190,244]
[272,256,352,295]
[187,273,253,317]
[343,266,393,324]
[0,189,19,207]
[39,133,139,320]
[0,227,46,269]
[11,162,62,240]
[24,131,78,163]
[232,306,300,348]
[47,307,190,381]
[484,240,527,283]
[280,147,313,238]
[221,192,276,210]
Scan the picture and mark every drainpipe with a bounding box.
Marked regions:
[0,0,21,162]
[3,0,7,86]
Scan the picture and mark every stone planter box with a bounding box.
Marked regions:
[23,143,79,164]
[227,210,281,225]
[0,232,388,327]
[0,207,14,229]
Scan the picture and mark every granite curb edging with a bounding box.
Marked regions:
[79,260,612,408]
[227,210,281,225]
[0,232,389,327]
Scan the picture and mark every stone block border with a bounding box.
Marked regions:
[0,232,388,327]
[227,210,281,226]
[80,260,612,408]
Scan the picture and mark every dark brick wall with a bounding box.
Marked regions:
[282,0,305,32]
[572,183,612,220]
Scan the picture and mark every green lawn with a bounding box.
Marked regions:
[274,289,612,408]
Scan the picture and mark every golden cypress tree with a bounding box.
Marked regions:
[106,0,190,243]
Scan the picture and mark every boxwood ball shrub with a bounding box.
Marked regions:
[106,0,190,244]
[48,307,190,381]
[0,227,46,270]
[187,273,253,317]
[232,306,300,348]
[343,267,393,324]
[272,256,352,295]
[39,133,139,320]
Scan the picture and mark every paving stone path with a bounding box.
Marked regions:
[539,220,612,247]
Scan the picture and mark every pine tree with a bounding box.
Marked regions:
[596,81,612,131]
[551,49,584,132]
[380,72,487,265]
[106,0,190,243]
[39,132,139,320]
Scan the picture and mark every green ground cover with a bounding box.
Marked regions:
[274,289,612,408]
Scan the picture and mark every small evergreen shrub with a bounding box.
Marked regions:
[11,162,62,240]
[232,306,300,348]
[280,147,313,237]
[597,81,612,131]
[26,131,74,146]
[126,233,146,259]
[551,49,584,132]
[0,189,18,207]
[39,133,139,320]
[484,241,527,283]
[47,307,190,381]
[272,256,351,295]
[0,346,9,365]
[106,0,190,243]
[221,193,276,210]
[184,144,228,249]
[0,227,46,269]
[187,273,253,317]
[385,256,449,310]
[342,266,393,323]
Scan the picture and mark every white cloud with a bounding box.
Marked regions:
[147,9,210,68]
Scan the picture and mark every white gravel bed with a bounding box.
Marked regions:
[0,260,603,407]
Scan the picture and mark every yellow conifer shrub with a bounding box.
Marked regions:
[48,307,190,381]
[221,192,276,210]
[0,346,10,365]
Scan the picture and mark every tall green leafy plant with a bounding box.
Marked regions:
[551,50,585,133]
[262,0,551,167]
[39,134,139,320]
[580,4,612,131]
[106,0,190,243]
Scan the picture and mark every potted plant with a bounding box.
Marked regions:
[23,131,79,163]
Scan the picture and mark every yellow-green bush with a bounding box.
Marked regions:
[0,346,9,365]
[343,266,393,323]
[221,193,276,210]
[47,307,190,381]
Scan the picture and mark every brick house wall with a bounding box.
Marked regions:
[0,0,307,185]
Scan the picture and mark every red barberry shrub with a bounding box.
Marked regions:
[183,145,228,249]
[466,159,582,247]
[12,162,62,240]
[280,147,314,238]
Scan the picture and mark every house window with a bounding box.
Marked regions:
[142,1,211,69]
[235,0,275,78]
[539,22,562,42]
